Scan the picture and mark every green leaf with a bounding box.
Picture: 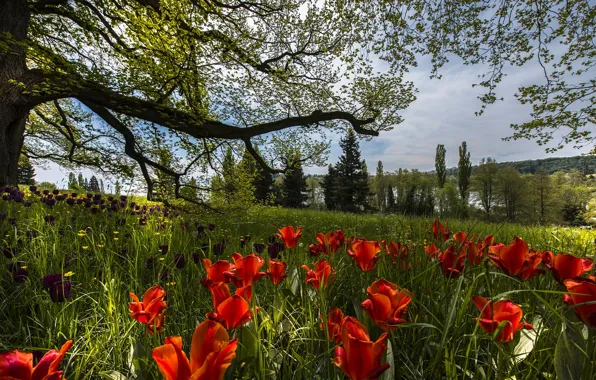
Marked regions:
[555,325,586,380]
[382,340,395,380]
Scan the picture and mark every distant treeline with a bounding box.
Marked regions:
[445,155,596,176]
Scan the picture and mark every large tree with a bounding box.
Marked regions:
[435,144,447,188]
[458,141,472,202]
[472,158,498,218]
[0,0,415,201]
[336,129,369,212]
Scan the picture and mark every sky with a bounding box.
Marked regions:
[35,54,593,184]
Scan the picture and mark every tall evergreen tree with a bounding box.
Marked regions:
[68,172,77,189]
[100,179,105,193]
[386,184,396,213]
[336,129,369,212]
[435,144,447,188]
[84,178,89,190]
[89,176,100,192]
[78,173,85,188]
[282,157,307,208]
[17,155,35,185]
[114,180,121,195]
[240,148,272,203]
[458,141,472,201]
[323,164,339,210]
[375,160,386,212]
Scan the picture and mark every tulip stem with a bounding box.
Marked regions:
[318,286,332,378]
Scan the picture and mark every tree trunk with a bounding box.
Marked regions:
[0,0,31,187]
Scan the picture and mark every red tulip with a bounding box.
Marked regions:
[152,320,237,380]
[327,307,344,343]
[266,259,288,285]
[546,254,594,284]
[489,237,543,280]
[437,246,466,278]
[314,230,345,254]
[361,279,412,331]
[452,231,468,245]
[234,285,253,302]
[472,296,533,343]
[229,253,266,288]
[333,316,390,380]
[563,278,596,328]
[424,243,439,259]
[206,295,252,329]
[301,259,336,290]
[0,340,72,380]
[201,259,234,287]
[539,250,554,265]
[383,241,410,268]
[276,226,302,249]
[208,282,231,309]
[348,239,382,272]
[432,220,450,241]
[129,285,167,334]
[308,243,324,256]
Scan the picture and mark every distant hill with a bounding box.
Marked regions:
[445,155,596,176]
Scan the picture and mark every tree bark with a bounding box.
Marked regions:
[0,0,30,186]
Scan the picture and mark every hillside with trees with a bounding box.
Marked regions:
[446,155,596,176]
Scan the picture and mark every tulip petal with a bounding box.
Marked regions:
[190,320,230,374]
[0,350,33,379]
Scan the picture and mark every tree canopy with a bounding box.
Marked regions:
[1,0,594,205]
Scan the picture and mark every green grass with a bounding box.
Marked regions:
[1,198,596,379]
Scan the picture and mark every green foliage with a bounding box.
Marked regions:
[17,155,35,185]
[282,158,307,209]
[472,158,498,218]
[2,198,596,379]
[458,141,472,202]
[334,129,370,212]
[435,144,447,188]
[210,148,256,211]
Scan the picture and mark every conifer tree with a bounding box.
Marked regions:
[78,173,85,188]
[323,164,339,211]
[17,155,35,185]
[435,144,447,188]
[68,172,77,189]
[282,156,307,208]
[336,129,369,212]
[375,161,386,212]
[89,176,100,193]
[84,178,89,190]
[458,141,472,201]
[386,184,396,213]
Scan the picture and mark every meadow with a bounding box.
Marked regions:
[1,187,596,380]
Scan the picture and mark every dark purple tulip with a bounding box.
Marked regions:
[135,205,141,211]
[3,247,18,259]
[2,195,9,201]
[0,212,5,220]
[160,269,169,281]
[52,189,59,195]
[29,186,37,192]
[107,196,114,201]
[197,225,205,233]
[45,198,56,207]
[159,245,169,255]
[76,199,83,205]
[91,207,100,214]
[26,230,38,238]
[71,192,77,198]
[174,254,186,269]
[43,190,50,195]
[8,217,17,225]
[253,243,266,254]
[93,194,102,201]
[120,195,127,202]
[43,274,63,290]
[34,190,41,196]
[66,198,75,206]
[145,257,155,268]
[192,253,201,264]
[117,218,126,226]
[86,193,93,199]
[212,243,225,256]
[13,267,28,282]
[139,217,147,226]
[44,215,55,225]
[268,242,285,259]
[208,223,216,231]
[23,201,32,207]
[130,202,136,208]
[49,281,72,302]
